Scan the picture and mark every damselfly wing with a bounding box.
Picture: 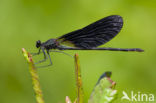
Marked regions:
[57,15,123,49]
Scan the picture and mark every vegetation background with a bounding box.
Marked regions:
[0,0,156,103]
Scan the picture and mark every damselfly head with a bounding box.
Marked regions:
[36,40,41,48]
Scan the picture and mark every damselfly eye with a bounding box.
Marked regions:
[36,40,41,48]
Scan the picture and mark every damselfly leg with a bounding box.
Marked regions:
[33,50,53,68]
[31,48,41,56]
[34,48,48,64]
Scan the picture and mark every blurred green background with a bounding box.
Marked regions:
[0,0,156,103]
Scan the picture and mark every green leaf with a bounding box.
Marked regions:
[88,72,117,103]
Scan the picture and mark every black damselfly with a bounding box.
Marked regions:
[32,15,144,67]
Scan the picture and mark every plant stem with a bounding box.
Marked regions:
[22,48,44,103]
[74,54,84,103]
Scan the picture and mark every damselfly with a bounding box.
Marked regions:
[32,15,144,67]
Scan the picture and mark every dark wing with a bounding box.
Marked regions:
[57,15,123,49]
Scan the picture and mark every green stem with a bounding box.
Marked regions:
[74,54,84,103]
[22,48,44,103]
